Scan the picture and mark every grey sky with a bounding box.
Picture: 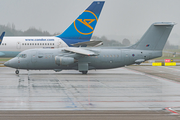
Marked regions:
[1,0,180,44]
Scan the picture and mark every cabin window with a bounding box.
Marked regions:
[27,43,29,45]
[22,43,24,45]
[53,43,54,45]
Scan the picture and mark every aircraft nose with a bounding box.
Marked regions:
[4,58,18,68]
[4,61,9,67]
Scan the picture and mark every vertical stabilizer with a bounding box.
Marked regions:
[57,1,105,46]
[0,32,5,45]
[130,22,175,50]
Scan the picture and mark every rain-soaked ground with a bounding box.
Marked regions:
[0,66,180,119]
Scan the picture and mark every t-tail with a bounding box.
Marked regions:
[56,1,105,46]
[129,22,175,51]
[0,32,5,45]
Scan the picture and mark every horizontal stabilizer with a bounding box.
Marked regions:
[135,59,145,64]
[64,47,96,56]
[153,22,176,26]
[71,41,103,47]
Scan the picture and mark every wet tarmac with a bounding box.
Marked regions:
[0,66,180,112]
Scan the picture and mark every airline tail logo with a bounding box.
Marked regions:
[0,32,5,44]
[74,10,98,35]
[77,19,95,30]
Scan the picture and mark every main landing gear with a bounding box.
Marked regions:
[82,71,88,74]
[15,69,19,74]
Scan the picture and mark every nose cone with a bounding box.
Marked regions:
[4,58,18,68]
[4,61,9,67]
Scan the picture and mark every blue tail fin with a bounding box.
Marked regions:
[57,1,105,46]
[0,32,5,45]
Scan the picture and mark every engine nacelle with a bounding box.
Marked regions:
[55,56,75,66]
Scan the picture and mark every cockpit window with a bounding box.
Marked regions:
[17,54,27,58]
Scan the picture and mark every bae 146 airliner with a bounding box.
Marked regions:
[0,1,104,57]
[4,22,176,74]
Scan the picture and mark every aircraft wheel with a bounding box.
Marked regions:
[82,71,88,74]
[15,70,19,74]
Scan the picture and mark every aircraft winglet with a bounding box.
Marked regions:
[0,32,5,45]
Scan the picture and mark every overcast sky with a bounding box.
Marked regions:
[1,0,180,43]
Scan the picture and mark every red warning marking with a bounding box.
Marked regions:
[165,59,171,63]
[165,107,179,115]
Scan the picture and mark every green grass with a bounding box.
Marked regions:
[153,56,180,60]
[0,58,12,61]
[163,49,180,52]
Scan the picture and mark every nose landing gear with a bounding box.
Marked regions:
[15,69,19,74]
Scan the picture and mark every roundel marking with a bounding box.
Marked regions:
[74,10,98,35]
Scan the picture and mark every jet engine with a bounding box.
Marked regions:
[55,56,75,66]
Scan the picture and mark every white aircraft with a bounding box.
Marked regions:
[0,1,104,57]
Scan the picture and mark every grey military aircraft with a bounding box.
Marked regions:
[4,22,175,74]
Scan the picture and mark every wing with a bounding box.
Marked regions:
[71,41,103,47]
[64,47,97,56]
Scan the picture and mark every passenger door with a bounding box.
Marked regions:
[31,51,37,63]
[16,42,21,49]
[57,39,62,48]
[122,50,129,65]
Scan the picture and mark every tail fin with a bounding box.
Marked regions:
[0,32,5,45]
[57,1,105,46]
[130,22,175,50]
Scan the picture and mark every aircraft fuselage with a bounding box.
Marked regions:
[5,48,162,71]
